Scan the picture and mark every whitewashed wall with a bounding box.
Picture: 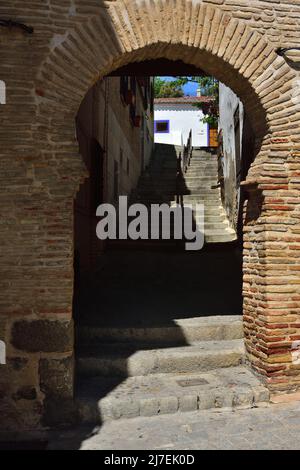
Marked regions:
[154,104,209,147]
[218,82,244,227]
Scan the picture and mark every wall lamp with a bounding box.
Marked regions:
[276,47,300,57]
[0,19,34,34]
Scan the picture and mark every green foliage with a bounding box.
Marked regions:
[176,76,218,98]
[154,77,184,98]
[154,78,165,97]
[176,76,219,127]
[202,114,218,128]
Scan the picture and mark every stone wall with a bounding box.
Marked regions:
[1,0,300,431]
[74,76,154,273]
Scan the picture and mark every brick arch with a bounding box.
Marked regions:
[32,1,300,393]
[36,2,293,193]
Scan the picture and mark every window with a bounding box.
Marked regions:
[155,120,170,133]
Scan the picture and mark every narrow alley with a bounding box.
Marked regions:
[2,1,300,452]
[72,134,259,434]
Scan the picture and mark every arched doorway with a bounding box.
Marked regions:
[2,1,299,432]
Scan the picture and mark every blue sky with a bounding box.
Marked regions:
[162,76,198,96]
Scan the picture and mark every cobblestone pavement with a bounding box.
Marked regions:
[48,401,300,450]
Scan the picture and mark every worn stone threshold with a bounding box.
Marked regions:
[76,365,270,423]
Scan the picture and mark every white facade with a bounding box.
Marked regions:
[154,102,209,147]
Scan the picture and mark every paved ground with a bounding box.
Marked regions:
[48,401,300,450]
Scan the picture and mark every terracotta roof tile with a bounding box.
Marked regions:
[154,96,214,104]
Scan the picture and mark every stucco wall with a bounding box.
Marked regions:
[75,76,154,272]
[219,83,244,229]
[154,104,209,147]
[77,77,154,204]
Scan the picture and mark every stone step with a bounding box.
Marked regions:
[181,181,218,186]
[185,172,217,177]
[187,172,217,176]
[181,175,217,179]
[204,222,230,230]
[137,194,221,201]
[77,339,245,378]
[178,184,218,189]
[78,315,243,346]
[183,189,220,194]
[187,171,217,176]
[131,202,225,211]
[186,170,217,175]
[137,188,221,195]
[185,174,217,179]
[186,173,217,177]
[183,174,217,179]
[137,184,220,194]
[188,167,217,172]
[188,163,218,168]
[206,233,237,243]
[76,365,269,423]
[115,220,230,232]
[203,215,227,222]
[174,199,224,206]
[190,160,217,165]
[190,153,217,158]
[205,228,236,236]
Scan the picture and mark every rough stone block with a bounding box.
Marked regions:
[0,318,7,341]
[42,397,79,428]
[11,320,73,353]
[12,386,37,401]
[116,400,140,419]
[140,398,159,417]
[159,396,178,415]
[39,355,74,399]
[198,391,216,410]
[179,395,198,412]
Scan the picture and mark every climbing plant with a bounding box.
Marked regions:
[176,76,219,128]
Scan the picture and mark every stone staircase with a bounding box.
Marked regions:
[74,145,266,425]
[180,148,237,244]
[132,144,236,245]
[76,316,269,424]
[108,144,236,250]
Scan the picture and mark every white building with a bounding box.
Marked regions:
[154,96,212,147]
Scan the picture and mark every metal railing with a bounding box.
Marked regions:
[182,129,192,174]
[176,130,192,204]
